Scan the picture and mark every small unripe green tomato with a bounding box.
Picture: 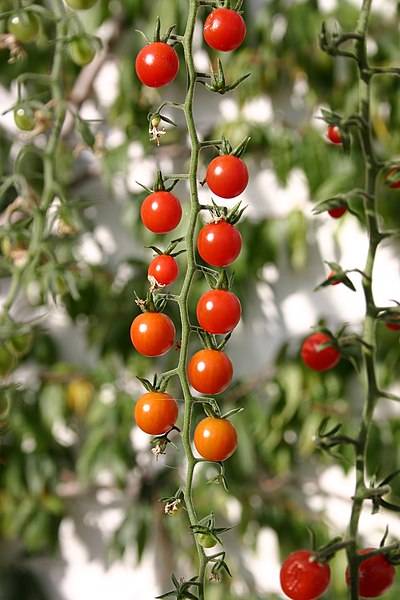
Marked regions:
[197,533,217,548]
[0,346,16,377]
[69,36,97,66]
[7,332,33,357]
[64,0,98,9]
[13,106,36,131]
[7,11,40,43]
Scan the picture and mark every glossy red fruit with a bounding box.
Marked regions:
[328,206,347,218]
[203,8,246,52]
[280,550,331,600]
[197,221,242,267]
[345,549,396,598]
[148,254,178,286]
[134,391,178,435]
[188,349,233,395]
[140,191,182,234]
[196,289,241,334]
[194,417,238,461]
[135,42,179,88]
[327,125,342,145]
[130,312,175,356]
[206,155,249,199]
[301,332,340,372]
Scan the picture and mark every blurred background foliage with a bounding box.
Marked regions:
[1,0,400,599]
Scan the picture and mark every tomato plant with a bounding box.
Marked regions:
[203,8,246,52]
[300,332,340,371]
[140,191,182,234]
[326,125,342,145]
[328,206,347,218]
[197,221,242,267]
[385,168,400,190]
[193,416,237,461]
[7,11,40,43]
[13,106,36,131]
[280,550,331,600]
[345,549,396,598]
[64,0,98,9]
[196,289,241,334]
[188,348,233,394]
[135,42,179,88]
[130,312,175,356]
[69,36,97,66]
[205,155,249,199]
[134,391,178,435]
[148,254,178,286]
[197,533,217,548]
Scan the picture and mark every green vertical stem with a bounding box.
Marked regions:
[346,1,383,598]
[177,0,207,596]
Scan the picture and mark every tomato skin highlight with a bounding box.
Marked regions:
[135,42,179,88]
[134,392,178,435]
[188,349,233,395]
[301,332,340,372]
[148,254,178,286]
[196,289,241,334]
[130,312,175,357]
[280,550,331,600]
[8,11,40,43]
[14,106,35,131]
[326,125,342,145]
[203,8,246,52]
[194,417,238,461]
[345,549,396,598]
[206,155,249,199]
[140,191,182,234]
[197,221,242,267]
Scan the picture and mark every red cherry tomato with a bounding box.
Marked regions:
[196,289,241,334]
[280,550,331,600]
[345,549,396,598]
[197,221,242,267]
[130,312,175,356]
[203,8,246,52]
[148,254,178,286]
[134,391,178,435]
[300,332,340,371]
[140,191,182,234]
[188,349,233,395]
[135,42,179,88]
[326,125,342,145]
[328,206,347,218]
[206,155,249,199]
[194,417,237,461]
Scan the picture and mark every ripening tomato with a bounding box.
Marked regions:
[148,254,178,286]
[197,221,242,267]
[326,125,342,145]
[327,271,340,286]
[328,206,347,218]
[385,168,400,190]
[140,191,182,234]
[134,391,178,435]
[188,349,233,395]
[206,155,249,199]
[135,42,179,88]
[130,312,175,356]
[8,11,40,43]
[280,550,331,600]
[196,289,241,334]
[386,317,400,331]
[301,332,340,371]
[345,549,396,598]
[203,8,246,52]
[64,0,98,9]
[194,417,237,461]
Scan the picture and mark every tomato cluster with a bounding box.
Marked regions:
[280,548,397,600]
